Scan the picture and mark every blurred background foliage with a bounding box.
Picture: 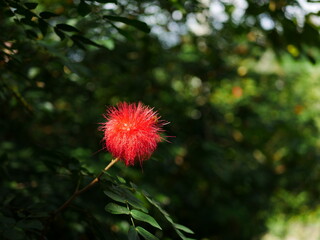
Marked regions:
[2,0,320,239]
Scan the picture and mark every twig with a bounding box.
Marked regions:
[54,157,119,215]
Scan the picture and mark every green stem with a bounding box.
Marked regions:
[126,202,135,227]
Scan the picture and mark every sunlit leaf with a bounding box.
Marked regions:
[175,229,196,240]
[173,223,194,234]
[117,176,126,183]
[131,210,162,230]
[105,203,130,215]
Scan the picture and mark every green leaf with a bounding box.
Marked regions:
[117,176,126,183]
[78,0,91,17]
[71,38,86,50]
[56,24,80,32]
[105,203,130,215]
[54,27,65,40]
[20,17,37,27]
[104,15,150,33]
[131,210,162,230]
[175,229,196,240]
[14,7,35,19]
[104,190,126,203]
[128,226,140,240]
[142,193,194,238]
[71,35,102,48]
[110,186,148,213]
[163,215,174,224]
[174,224,194,234]
[136,227,159,240]
[39,11,59,19]
[24,2,38,9]
[38,19,48,36]
[143,194,173,223]
[110,23,133,40]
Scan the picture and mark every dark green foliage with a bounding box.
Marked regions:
[71,35,103,48]
[24,2,38,10]
[39,11,59,19]
[104,15,151,33]
[56,24,80,33]
[128,226,140,240]
[77,0,91,17]
[136,227,159,240]
[54,27,65,40]
[2,0,320,239]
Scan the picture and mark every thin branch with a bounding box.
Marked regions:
[54,157,119,215]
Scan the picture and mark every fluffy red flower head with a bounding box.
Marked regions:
[101,102,166,166]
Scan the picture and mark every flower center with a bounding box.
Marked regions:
[122,123,131,131]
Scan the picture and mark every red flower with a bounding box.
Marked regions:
[101,102,167,166]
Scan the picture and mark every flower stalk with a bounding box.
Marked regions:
[54,157,119,215]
